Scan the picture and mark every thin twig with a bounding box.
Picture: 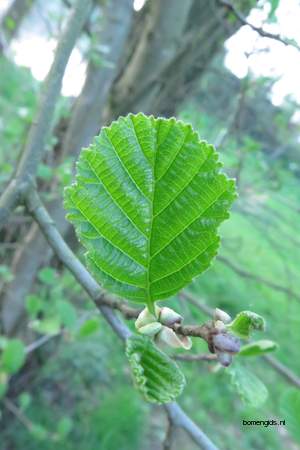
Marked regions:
[4,399,34,432]
[218,0,300,51]
[164,403,218,450]
[263,354,300,389]
[217,255,300,302]
[25,333,60,354]
[173,354,217,362]
[163,415,176,450]
[180,291,214,317]
[98,296,212,340]
[4,398,57,440]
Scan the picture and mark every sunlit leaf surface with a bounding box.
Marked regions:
[65,114,236,308]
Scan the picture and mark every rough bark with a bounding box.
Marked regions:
[108,0,254,118]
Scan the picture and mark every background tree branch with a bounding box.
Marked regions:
[0,0,92,230]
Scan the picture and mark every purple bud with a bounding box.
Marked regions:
[212,332,240,354]
[216,352,232,367]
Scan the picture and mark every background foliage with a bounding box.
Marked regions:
[0,0,300,449]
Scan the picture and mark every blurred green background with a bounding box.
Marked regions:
[0,0,300,449]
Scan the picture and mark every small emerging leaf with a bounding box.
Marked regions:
[56,300,77,329]
[38,267,56,285]
[18,392,32,411]
[238,340,278,357]
[227,311,265,339]
[30,423,48,441]
[30,317,61,335]
[65,114,236,309]
[78,318,101,338]
[56,417,73,438]
[126,334,185,404]
[1,339,26,374]
[0,372,8,399]
[228,364,268,408]
[25,294,43,317]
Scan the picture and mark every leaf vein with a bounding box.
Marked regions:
[85,155,147,237]
[151,187,228,259]
[104,129,151,201]
[69,189,147,269]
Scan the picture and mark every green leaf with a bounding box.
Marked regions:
[77,317,101,338]
[0,265,14,283]
[0,336,8,350]
[125,334,185,404]
[37,163,53,181]
[1,339,26,374]
[25,294,43,317]
[280,389,300,442]
[64,114,236,309]
[18,392,32,411]
[5,16,16,31]
[30,423,48,440]
[38,267,56,285]
[56,300,77,329]
[56,416,73,438]
[0,372,8,399]
[227,311,265,339]
[238,340,278,357]
[228,364,268,408]
[0,381,7,399]
[269,0,280,21]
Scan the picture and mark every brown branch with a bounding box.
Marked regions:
[173,354,217,362]
[218,0,300,51]
[97,295,213,341]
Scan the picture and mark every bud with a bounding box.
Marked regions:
[159,307,183,326]
[138,322,162,337]
[155,326,192,350]
[135,305,161,330]
[214,308,231,324]
[216,352,232,367]
[212,332,241,354]
[214,320,226,332]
